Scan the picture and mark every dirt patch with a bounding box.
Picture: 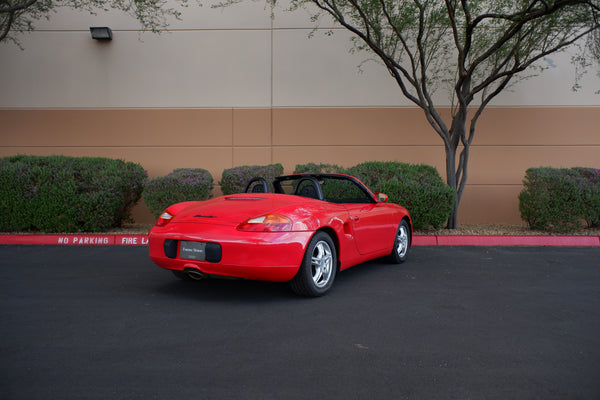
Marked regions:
[105,223,155,235]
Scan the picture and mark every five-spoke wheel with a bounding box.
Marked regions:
[291,232,337,297]
[389,219,411,264]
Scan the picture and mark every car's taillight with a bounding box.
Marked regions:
[237,213,292,232]
[156,211,174,227]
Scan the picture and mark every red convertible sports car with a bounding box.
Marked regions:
[149,173,412,296]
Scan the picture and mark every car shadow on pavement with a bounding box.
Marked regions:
[150,258,396,302]
[153,277,300,302]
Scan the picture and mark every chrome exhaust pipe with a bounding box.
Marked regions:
[184,266,208,280]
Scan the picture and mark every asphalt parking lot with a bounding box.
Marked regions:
[1,245,599,400]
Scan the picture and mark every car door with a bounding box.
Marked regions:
[344,203,397,255]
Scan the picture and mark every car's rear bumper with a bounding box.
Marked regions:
[148,223,313,282]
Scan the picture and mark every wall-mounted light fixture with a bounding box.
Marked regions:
[90,27,113,40]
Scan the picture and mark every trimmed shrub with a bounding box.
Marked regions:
[220,164,284,195]
[296,161,454,230]
[573,168,600,227]
[346,161,455,230]
[0,155,147,233]
[519,167,600,232]
[294,163,346,174]
[144,168,213,218]
[377,177,454,230]
[294,163,362,199]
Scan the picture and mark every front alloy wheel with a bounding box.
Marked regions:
[290,232,337,297]
[390,220,410,264]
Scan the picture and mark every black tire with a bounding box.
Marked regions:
[389,219,410,264]
[290,232,337,297]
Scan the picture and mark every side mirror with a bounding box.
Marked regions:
[375,192,388,203]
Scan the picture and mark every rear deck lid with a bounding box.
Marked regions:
[172,194,305,225]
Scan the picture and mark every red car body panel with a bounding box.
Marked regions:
[149,222,311,281]
[149,174,411,282]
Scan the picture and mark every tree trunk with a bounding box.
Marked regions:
[447,201,460,229]
[444,109,468,230]
[445,144,459,229]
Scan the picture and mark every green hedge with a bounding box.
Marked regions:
[220,164,284,195]
[574,168,600,228]
[0,155,147,233]
[295,161,455,230]
[144,168,213,218]
[294,162,345,174]
[519,167,600,232]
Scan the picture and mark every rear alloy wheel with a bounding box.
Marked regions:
[389,220,410,264]
[290,232,337,297]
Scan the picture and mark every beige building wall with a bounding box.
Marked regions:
[1,2,599,225]
[2,107,598,224]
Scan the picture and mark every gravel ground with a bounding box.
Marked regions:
[103,223,600,236]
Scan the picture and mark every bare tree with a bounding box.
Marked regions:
[279,0,599,228]
[0,0,185,44]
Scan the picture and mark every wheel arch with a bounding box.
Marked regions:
[401,215,413,246]
[314,226,341,271]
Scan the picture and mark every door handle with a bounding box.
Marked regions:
[350,216,360,222]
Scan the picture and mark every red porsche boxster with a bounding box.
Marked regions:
[148,173,412,296]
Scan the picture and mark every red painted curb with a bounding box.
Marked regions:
[0,234,149,246]
[415,235,600,247]
[411,236,438,246]
[1,234,598,247]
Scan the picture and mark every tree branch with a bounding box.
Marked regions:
[0,0,38,14]
[471,24,599,98]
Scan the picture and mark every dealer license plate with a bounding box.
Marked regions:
[179,241,207,261]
